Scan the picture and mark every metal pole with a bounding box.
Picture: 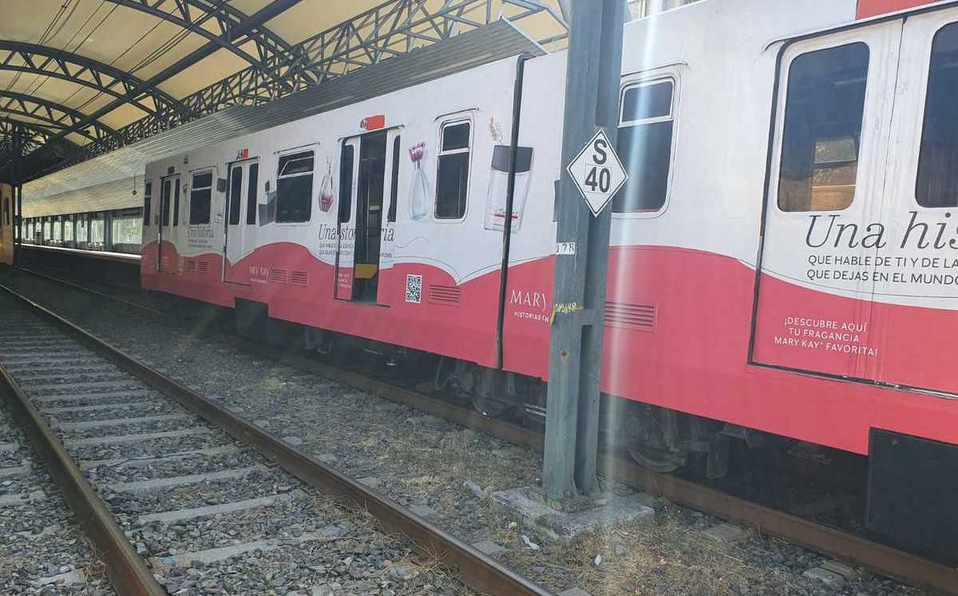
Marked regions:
[542,0,625,503]
[12,124,22,267]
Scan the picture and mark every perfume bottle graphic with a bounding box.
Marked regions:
[408,141,429,221]
[483,145,533,232]
[319,158,334,212]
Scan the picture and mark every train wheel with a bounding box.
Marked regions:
[627,443,687,473]
[471,395,508,418]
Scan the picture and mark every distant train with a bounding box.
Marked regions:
[20,207,142,255]
[0,183,12,266]
[18,0,958,560]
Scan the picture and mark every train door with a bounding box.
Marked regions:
[870,9,958,393]
[752,22,903,381]
[334,139,359,300]
[224,159,259,284]
[336,129,400,303]
[353,130,387,302]
[157,175,180,273]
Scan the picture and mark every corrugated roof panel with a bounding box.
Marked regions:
[23,20,544,218]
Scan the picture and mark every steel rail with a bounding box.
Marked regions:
[0,297,165,595]
[12,264,958,594]
[0,279,551,596]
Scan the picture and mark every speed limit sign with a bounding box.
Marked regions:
[567,129,628,216]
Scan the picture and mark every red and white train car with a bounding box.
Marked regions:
[142,0,958,556]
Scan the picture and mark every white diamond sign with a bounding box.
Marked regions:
[567,129,628,216]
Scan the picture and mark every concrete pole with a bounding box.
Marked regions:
[542,0,625,503]
[12,124,22,267]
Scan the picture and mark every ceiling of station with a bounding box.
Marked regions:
[0,0,570,177]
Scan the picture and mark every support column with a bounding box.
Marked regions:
[542,0,626,503]
[12,124,22,267]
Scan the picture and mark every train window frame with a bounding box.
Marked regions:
[612,75,679,218]
[275,149,315,224]
[915,21,958,209]
[143,180,152,226]
[434,117,473,222]
[339,143,355,224]
[388,135,400,223]
[189,169,214,225]
[775,41,870,214]
[246,163,259,225]
[227,165,244,226]
[173,178,181,226]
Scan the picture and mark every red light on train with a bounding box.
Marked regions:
[361,115,386,131]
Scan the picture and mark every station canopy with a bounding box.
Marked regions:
[0,0,576,216]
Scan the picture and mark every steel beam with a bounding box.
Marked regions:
[37,0,304,156]
[0,91,120,145]
[27,0,567,175]
[0,41,185,119]
[104,0,309,78]
[542,0,625,501]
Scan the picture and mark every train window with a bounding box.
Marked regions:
[276,151,314,223]
[173,178,181,226]
[778,43,869,212]
[113,213,141,245]
[436,120,471,220]
[161,181,171,227]
[64,217,74,243]
[339,144,354,223]
[77,215,88,243]
[143,180,152,226]
[53,217,62,242]
[917,23,958,208]
[246,163,259,225]
[388,136,400,222]
[91,215,104,245]
[614,80,675,213]
[228,167,243,225]
[190,172,213,225]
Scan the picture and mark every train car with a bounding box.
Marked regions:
[142,0,958,557]
[0,183,13,266]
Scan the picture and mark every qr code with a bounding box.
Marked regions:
[405,274,423,304]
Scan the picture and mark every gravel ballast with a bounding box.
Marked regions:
[0,269,927,596]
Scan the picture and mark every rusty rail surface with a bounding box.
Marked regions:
[13,265,958,594]
[0,308,165,594]
[0,280,552,596]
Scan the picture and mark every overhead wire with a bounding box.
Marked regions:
[72,0,235,114]
[24,0,108,97]
[2,0,71,94]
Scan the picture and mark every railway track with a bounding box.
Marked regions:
[10,264,958,595]
[0,283,550,595]
[0,371,116,594]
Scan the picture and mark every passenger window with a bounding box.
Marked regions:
[173,178,181,226]
[778,43,869,212]
[143,180,152,226]
[190,172,213,225]
[247,164,259,225]
[389,136,400,222]
[339,144,354,223]
[276,151,314,223]
[613,80,675,213]
[228,167,243,225]
[436,120,471,219]
[917,23,958,208]
[77,215,88,242]
[64,217,74,242]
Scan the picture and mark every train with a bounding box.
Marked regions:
[0,183,12,266]
[13,0,958,560]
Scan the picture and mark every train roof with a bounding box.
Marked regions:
[22,20,544,219]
